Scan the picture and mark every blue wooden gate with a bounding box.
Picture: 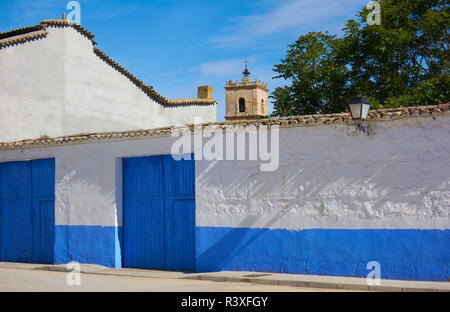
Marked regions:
[0,159,55,264]
[123,155,195,271]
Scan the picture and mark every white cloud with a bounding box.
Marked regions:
[198,58,245,77]
[211,0,365,47]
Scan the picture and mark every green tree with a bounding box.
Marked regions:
[272,32,350,116]
[271,0,449,117]
[344,0,449,107]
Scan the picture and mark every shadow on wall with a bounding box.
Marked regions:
[55,171,117,225]
[196,151,450,223]
[196,225,450,281]
[54,171,120,268]
[194,154,450,281]
[196,213,288,272]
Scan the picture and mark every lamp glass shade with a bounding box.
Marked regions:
[348,95,370,120]
[348,103,362,119]
[360,102,370,120]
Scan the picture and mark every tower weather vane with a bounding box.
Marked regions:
[242,58,250,77]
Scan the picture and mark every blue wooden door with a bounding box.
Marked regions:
[123,156,165,269]
[31,159,55,264]
[0,161,33,262]
[123,155,195,271]
[0,159,55,264]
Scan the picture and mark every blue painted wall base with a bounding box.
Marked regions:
[54,225,122,268]
[51,224,449,281]
[195,227,450,281]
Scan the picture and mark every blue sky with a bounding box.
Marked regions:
[0,0,368,121]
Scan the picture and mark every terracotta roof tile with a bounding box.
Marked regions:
[92,47,169,103]
[40,19,96,42]
[93,48,215,106]
[1,103,448,151]
[0,25,46,40]
[0,30,48,48]
[166,98,216,105]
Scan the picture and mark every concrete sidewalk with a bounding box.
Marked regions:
[0,262,448,292]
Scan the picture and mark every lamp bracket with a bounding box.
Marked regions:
[357,121,370,136]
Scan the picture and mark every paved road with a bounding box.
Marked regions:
[0,268,356,292]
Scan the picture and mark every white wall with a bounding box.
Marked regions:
[0,26,65,141]
[195,116,450,230]
[0,25,216,142]
[0,114,448,231]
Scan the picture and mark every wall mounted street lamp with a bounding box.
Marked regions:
[348,94,371,135]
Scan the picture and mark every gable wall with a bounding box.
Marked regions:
[0,25,216,142]
[0,27,66,141]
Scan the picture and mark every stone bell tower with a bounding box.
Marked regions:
[225,62,268,120]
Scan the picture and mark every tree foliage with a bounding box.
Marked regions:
[272,32,350,115]
[271,0,449,117]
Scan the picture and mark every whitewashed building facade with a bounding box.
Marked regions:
[0,104,448,282]
[0,19,216,143]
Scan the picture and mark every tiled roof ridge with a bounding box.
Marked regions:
[0,24,46,40]
[93,47,168,103]
[0,20,96,45]
[0,30,48,48]
[167,98,216,105]
[205,103,450,126]
[40,19,96,44]
[93,47,216,106]
[1,103,448,151]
